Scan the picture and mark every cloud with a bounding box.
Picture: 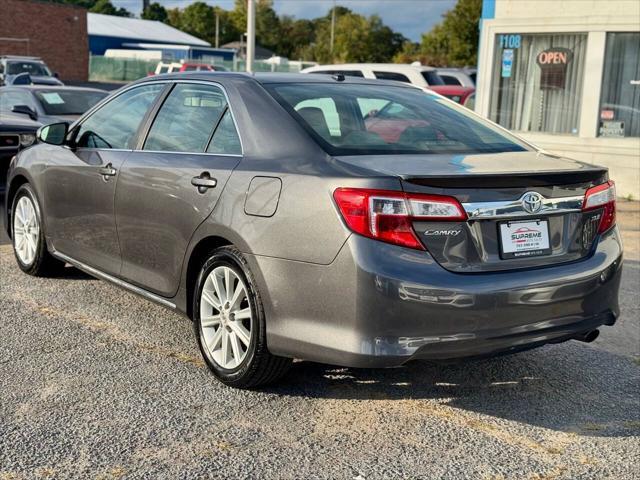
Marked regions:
[113,0,457,41]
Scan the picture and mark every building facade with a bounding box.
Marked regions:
[477,0,640,198]
[0,0,89,81]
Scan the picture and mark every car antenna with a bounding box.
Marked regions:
[332,73,345,82]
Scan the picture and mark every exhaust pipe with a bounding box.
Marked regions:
[573,330,600,343]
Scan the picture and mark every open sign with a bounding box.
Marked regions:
[536,47,573,89]
[536,48,573,67]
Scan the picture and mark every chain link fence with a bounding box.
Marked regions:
[89,56,311,83]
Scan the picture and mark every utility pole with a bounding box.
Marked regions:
[330,0,336,53]
[215,11,220,48]
[246,0,256,73]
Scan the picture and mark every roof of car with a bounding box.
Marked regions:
[0,56,44,62]
[304,63,437,72]
[134,71,419,88]
[0,85,107,93]
[436,67,477,73]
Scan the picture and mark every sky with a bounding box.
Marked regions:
[111,0,458,42]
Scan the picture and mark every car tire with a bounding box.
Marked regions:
[193,245,291,389]
[11,183,65,276]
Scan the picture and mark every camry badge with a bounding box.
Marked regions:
[522,192,544,214]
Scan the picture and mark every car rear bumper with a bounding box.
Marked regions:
[251,227,622,368]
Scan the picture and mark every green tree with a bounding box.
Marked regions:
[276,16,315,59]
[229,0,281,52]
[418,0,482,66]
[178,2,216,42]
[165,7,182,29]
[141,2,168,22]
[392,41,421,64]
[165,2,240,47]
[308,8,405,64]
[212,7,242,46]
[53,0,132,17]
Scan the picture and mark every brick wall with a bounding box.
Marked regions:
[0,0,88,81]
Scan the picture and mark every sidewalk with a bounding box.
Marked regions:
[617,199,640,261]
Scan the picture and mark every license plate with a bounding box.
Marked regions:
[499,219,551,259]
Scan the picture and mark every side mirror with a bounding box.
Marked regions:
[37,122,68,146]
[12,104,38,121]
[53,72,60,78]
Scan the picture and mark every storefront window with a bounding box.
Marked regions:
[599,32,640,138]
[490,33,587,134]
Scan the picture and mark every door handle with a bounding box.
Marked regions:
[99,164,117,177]
[191,172,217,193]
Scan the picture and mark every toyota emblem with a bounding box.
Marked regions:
[522,192,543,214]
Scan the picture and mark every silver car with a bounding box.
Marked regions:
[4,73,622,388]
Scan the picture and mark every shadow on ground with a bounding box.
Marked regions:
[264,339,639,438]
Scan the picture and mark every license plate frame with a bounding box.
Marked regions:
[498,219,552,259]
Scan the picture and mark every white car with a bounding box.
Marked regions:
[436,68,476,88]
[301,63,445,90]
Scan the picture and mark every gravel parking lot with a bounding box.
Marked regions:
[0,194,638,479]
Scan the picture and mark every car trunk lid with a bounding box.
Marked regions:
[334,151,610,272]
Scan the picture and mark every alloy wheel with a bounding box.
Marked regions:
[13,195,40,266]
[200,266,253,370]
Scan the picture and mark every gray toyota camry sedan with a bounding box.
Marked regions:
[4,73,622,388]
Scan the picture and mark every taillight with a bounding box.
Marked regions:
[333,188,467,250]
[582,181,616,233]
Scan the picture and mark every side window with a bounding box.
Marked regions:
[373,71,410,83]
[440,74,462,86]
[144,83,227,153]
[75,84,163,149]
[294,98,341,138]
[207,109,242,155]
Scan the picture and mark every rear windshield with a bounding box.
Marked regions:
[35,89,108,115]
[421,71,444,85]
[265,83,529,156]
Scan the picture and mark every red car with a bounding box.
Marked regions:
[428,85,475,105]
[151,62,227,76]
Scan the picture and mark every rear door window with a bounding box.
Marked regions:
[206,109,242,155]
[144,83,227,153]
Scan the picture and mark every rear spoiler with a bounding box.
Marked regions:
[402,169,608,189]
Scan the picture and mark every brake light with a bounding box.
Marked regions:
[582,181,616,233]
[333,188,467,250]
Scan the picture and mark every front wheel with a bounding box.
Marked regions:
[11,184,65,276]
[193,246,291,388]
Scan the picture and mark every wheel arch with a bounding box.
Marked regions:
[185,235,233,320]
[5,174,31,239]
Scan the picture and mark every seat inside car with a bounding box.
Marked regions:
[297,106,331,140]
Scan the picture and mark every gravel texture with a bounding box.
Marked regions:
[0,198,639,479]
